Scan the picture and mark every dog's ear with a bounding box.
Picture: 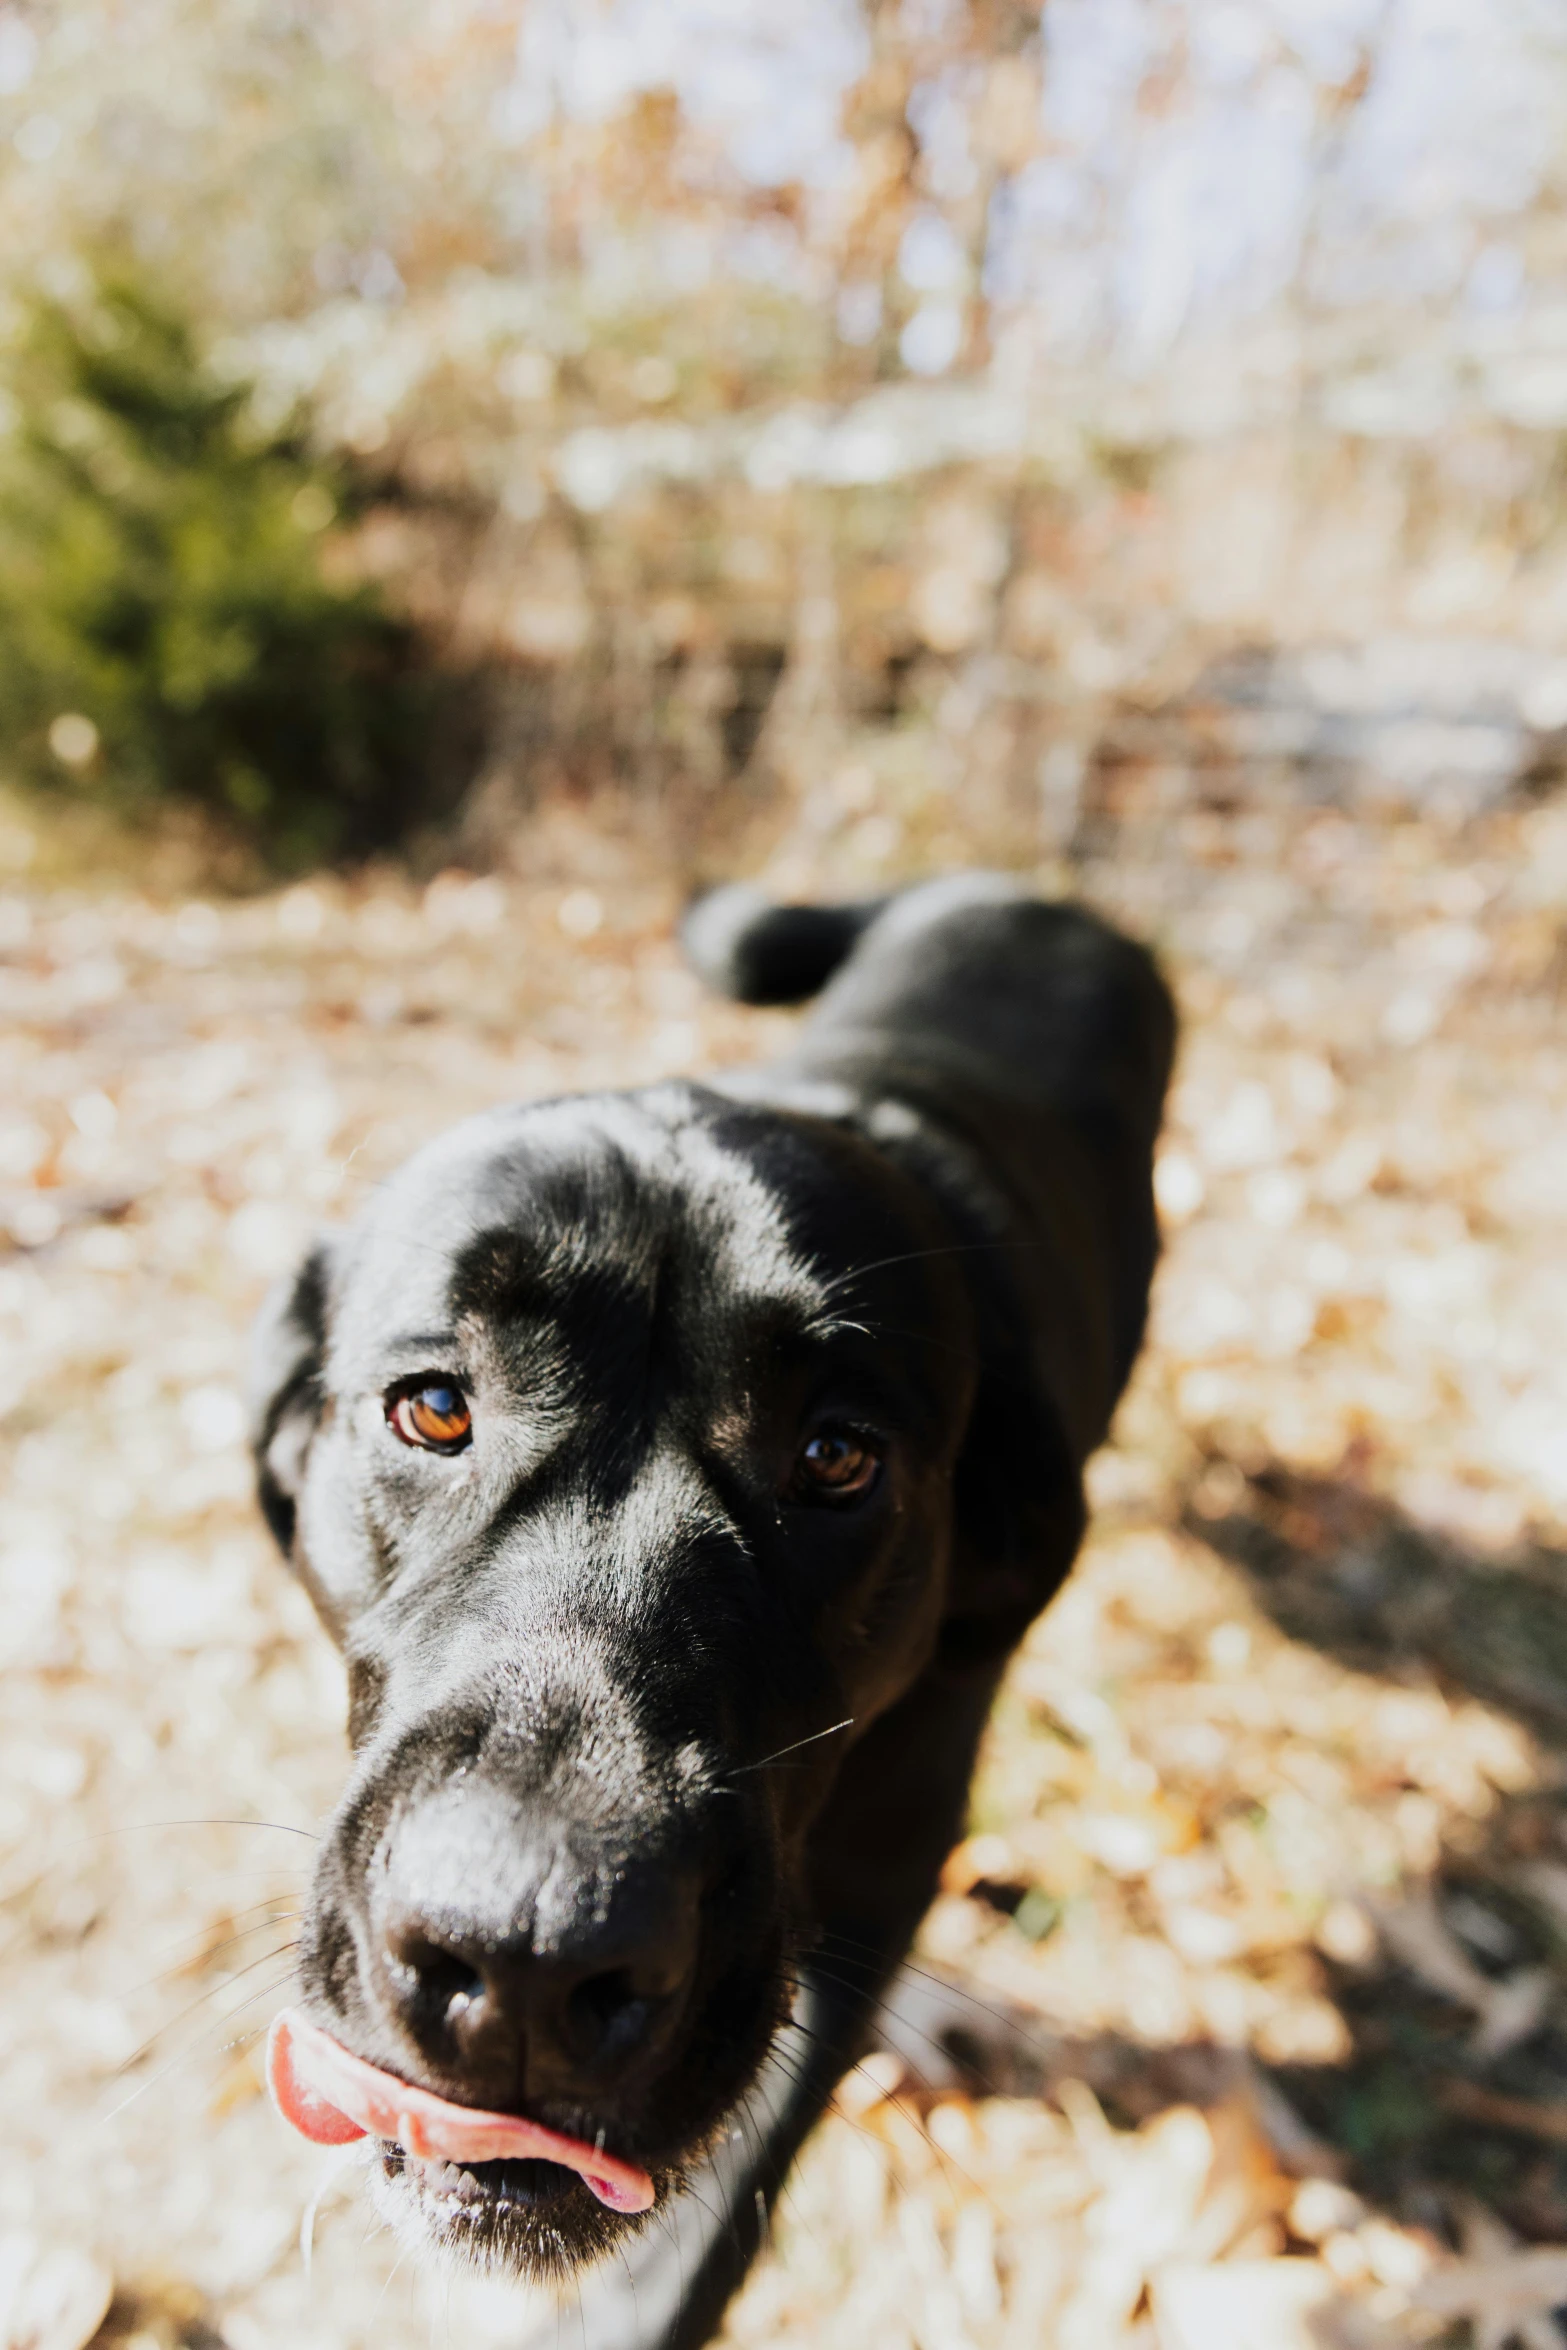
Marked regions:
[940,1368,1086,1674]
[249,1236,337,1556]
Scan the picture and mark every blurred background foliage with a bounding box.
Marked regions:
[0,272,439,868]
[2,0,1567,877]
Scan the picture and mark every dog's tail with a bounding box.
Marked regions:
[680,884,887,1006]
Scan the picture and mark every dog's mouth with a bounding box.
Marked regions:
[266,2009,656,2215]
[268,1857,791,2277]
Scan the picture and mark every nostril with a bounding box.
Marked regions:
[564,1966,652,2060]
[392,1936,487,2035]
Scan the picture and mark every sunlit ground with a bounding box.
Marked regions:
[3,771,1567,2349]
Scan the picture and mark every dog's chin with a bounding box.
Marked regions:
[369,2144,674,2281]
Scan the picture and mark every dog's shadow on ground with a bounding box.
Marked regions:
[880,1466,1567,2246]
[1207,1466,1567,2239]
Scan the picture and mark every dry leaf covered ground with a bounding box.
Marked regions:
[3,764,1567,2350]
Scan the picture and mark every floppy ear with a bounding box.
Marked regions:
[939,1366,1086,1675]
[249,1237,337,1556]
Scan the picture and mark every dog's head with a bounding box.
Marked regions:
[251,1081,1070,2273]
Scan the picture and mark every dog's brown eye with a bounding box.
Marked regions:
[792,1429,880,1502]
[389,1383,472,1453]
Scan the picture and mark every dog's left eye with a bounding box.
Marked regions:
[388,1383,472,1453]
[789,1427,882,1503]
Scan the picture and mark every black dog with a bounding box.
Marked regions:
[250,874,1174,2348]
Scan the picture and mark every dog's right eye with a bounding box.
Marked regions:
[387,1382,472,1453]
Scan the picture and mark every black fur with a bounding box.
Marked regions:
[249,874,1175,2348]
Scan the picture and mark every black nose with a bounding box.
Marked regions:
[376,1790,701,2107]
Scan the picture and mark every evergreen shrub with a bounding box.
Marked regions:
[0,272,436,868]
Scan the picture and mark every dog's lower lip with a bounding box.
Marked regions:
[266,2009,656,2213]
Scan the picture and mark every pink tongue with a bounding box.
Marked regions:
[266,2009,655,2215]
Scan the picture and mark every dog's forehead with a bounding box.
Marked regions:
[336,1086,828,1350]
